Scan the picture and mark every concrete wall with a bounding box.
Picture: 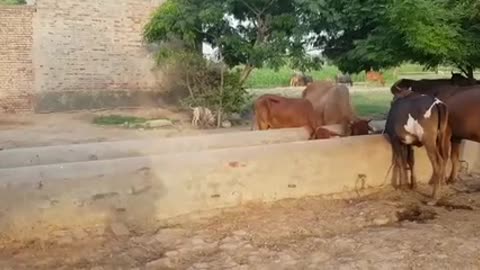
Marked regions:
[0,5,34,113]
[0,134,442,240]
[0,127,311,168]
[33,0,165,112]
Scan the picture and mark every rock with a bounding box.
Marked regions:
[372,216,391,226]
[310,251,331,263]
[57,236,74,245]
[154,228,187,244]
[165,250,179,257]
[221,120,232,128]
[191,238,205,246]
[220,243,239,251]
[146,258,173,269]
[145,119,174,128]
[233,230,248,237]
[72,229,89,240]
[110,222,130,237]
[193,262,209,269]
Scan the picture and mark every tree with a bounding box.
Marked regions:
[144,0,322,85]
[312,0,480,80]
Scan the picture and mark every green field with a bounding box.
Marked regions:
[351,91,391,119]
[244,63,466,89]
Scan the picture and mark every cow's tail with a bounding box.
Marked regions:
[436,102,450,161]
[384,134,396,187]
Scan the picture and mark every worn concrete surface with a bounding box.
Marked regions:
[0,128,310,168]
[0,134,439,240]
[0,121,386,168]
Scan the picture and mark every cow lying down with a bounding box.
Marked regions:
[252,94,373,139]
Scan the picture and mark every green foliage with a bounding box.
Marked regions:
[156,46,251,118]
[312,0,480,78]
[93,115,147,126]
[0,0,26,4]
[144,0,322,77]
[179,60,251,116]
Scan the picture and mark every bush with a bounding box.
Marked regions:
[157,45,251,124]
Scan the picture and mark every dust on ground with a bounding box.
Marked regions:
[2,178,480,270]
[0,107,250,150]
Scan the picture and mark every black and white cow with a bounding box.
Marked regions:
[384,87,451,202]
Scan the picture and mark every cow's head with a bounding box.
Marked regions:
[451,72,470,86]
[391,86,414,105]
[350,118,374,135]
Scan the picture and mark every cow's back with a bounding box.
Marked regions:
[446,87,480,141]
[302,80,335,99]
[322,85,357,125]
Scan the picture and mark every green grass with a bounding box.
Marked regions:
[351,91,391,119]
[243,63,469,89]
[93,115,147,126]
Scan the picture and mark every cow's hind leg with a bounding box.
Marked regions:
[424,139,444,202]
[447,139,461,184]
[398,144,410,190]
[406,145,417,190]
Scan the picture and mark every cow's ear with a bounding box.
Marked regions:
[367,119,373,123]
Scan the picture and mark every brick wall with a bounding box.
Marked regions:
[34,0,161,94]
[0,6,34,113]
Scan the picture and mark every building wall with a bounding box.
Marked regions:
[33,0,165,112]
[0,5,34,112]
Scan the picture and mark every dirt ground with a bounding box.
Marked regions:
[2,108,480,269]
[1,179,480,270]
[0,108,250,150]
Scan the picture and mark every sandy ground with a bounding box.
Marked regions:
[2,106,480,269]
[1,179,480,270]
[0,108,250,150]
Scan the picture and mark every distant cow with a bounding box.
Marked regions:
[385,88,450,201]
[366,71,385,86]
[443,87,480,184]
[303,82,371,136]
[253,94,319,139]
[290,72,313,87]
[335,73,353,86]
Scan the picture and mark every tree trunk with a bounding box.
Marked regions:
[466,65,475,83]
[217,62,225,128]
[239,65,254,86]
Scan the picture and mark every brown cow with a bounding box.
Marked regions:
[314,127,342,139]
[350,119,374,135]
[366,71,385,86]
[303,83,371,136]
[385,89,450,202]
[443,88,480,184]
[253,94,320,139]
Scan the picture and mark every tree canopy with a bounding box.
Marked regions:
[144,0,480,79]
[144,0,322,84]
[313,0,480,78]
